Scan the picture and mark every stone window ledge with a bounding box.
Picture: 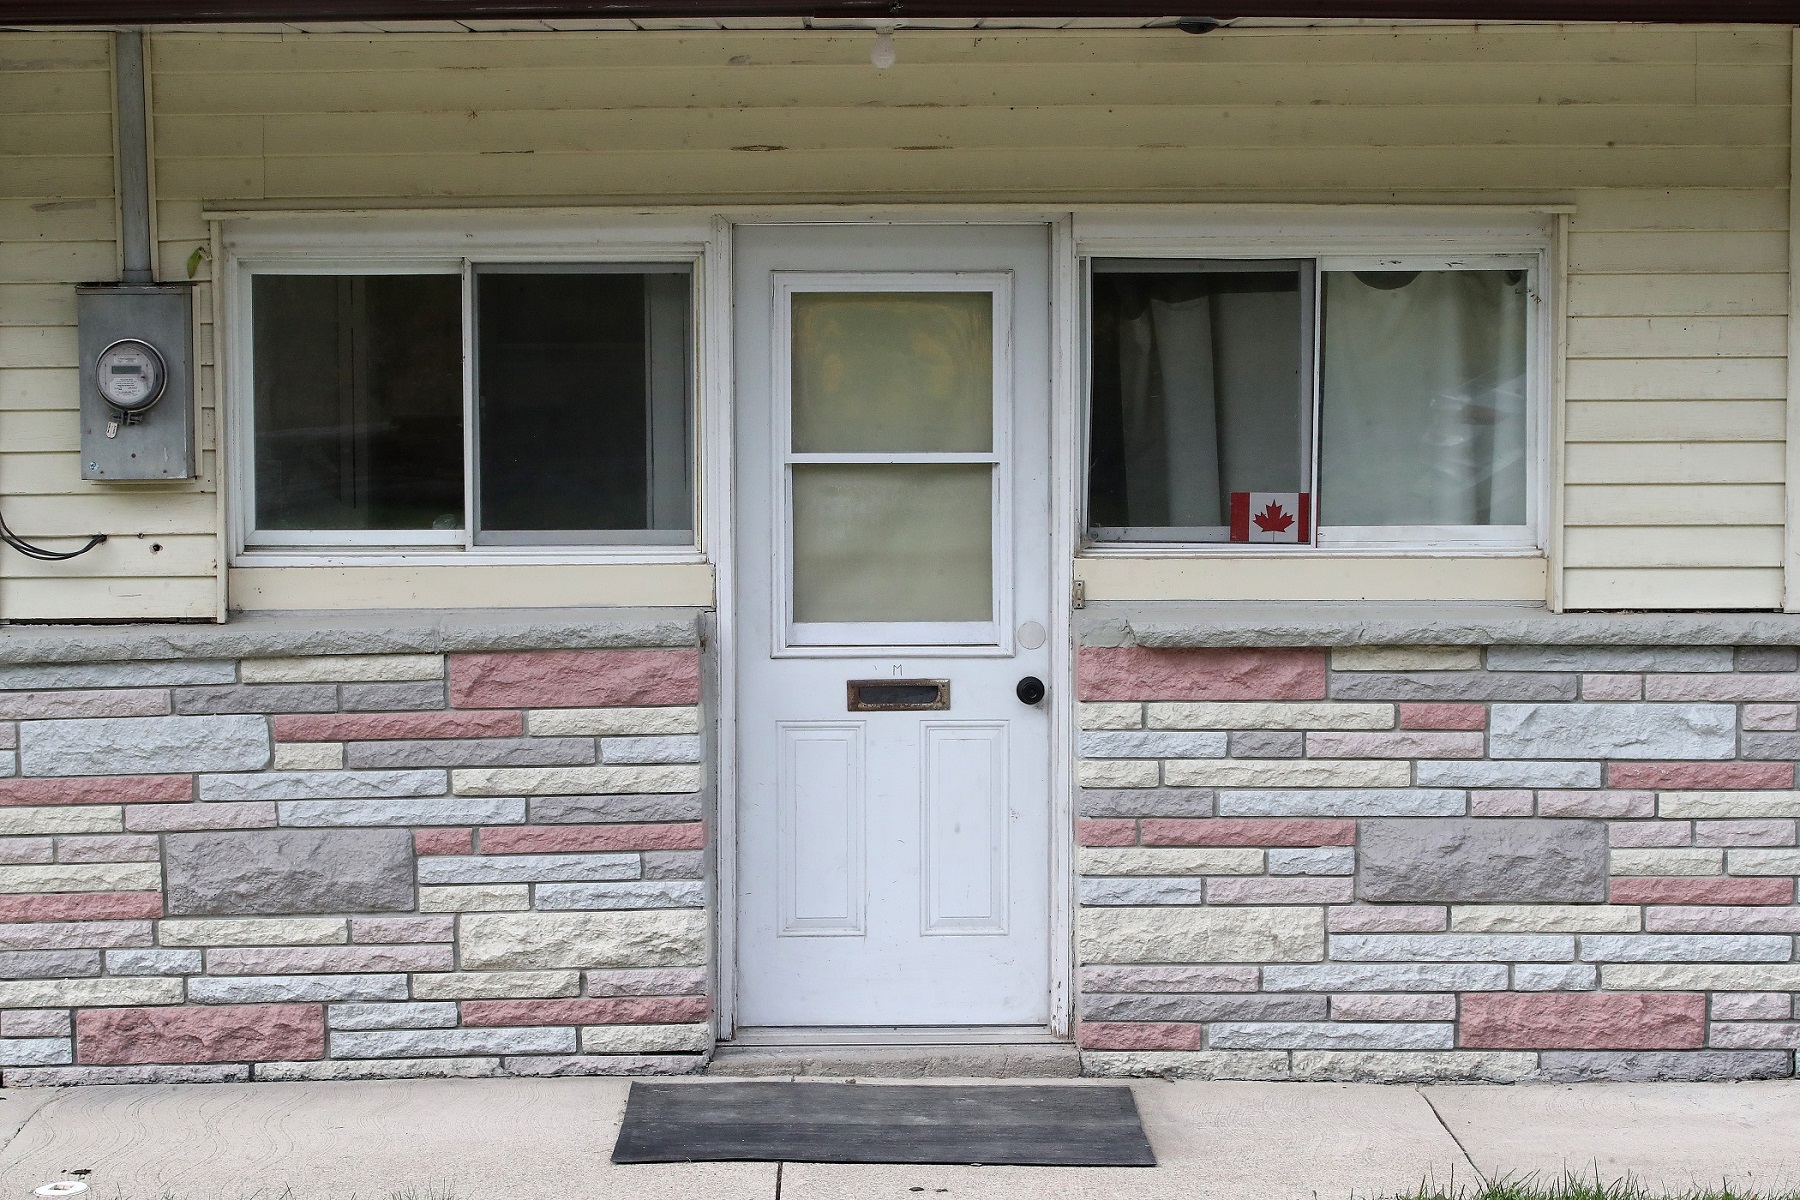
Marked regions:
[0,606,705,664]
[1080,602,1800,649]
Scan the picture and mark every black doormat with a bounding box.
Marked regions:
[611,1081,1157,1167]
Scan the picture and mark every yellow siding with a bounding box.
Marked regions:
[0,24,1792,615]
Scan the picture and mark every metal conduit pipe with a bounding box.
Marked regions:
[114,29,154,285]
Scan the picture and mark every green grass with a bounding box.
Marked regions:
[1387,1171,1800,1200]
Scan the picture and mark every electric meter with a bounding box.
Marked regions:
[94,338,167,413]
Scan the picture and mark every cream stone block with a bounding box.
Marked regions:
[459,910,708,971]
[452,764,701,797]
[1725,848,1800,876]
[1608,848,1726,876]
[1659,791,1800,819]
[272,742,346,771]
[527,707,702,737]
[1164,759,1411,788]
[1078,847,1266,876]
[1080,906,1324,965]
[0,977,183,1008]
[0,806,123,836]
[157,917,350,947]
[1077,759,1159,788]
[419,884,531,912]
[241,654,445,683]
[1330,647,1482,671]
[410,971,582,1000]
[1081,1051,1292,1080]
[1291,1051,1537,1083]
[1148,702,1394,731]
[1449,905,1642,933]
[1078,703,1143,731]
[580,1023,711,1054]
[0,862,160,894]
[1603,963,1800,992]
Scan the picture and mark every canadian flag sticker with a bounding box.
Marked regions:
[1229,492,1312,544]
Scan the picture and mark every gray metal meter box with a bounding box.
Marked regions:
[76,283,197,480]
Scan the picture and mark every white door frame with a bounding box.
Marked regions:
[705,209,1078,1042]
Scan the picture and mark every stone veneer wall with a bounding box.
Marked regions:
[0,641,711,1085]
[1076,643,1800,1083]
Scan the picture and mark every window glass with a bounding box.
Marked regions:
[1087,262,1306,541]
[1319,269,1529,528]
[251,274,462,532]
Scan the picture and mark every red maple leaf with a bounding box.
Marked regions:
[1253,501,1295,533]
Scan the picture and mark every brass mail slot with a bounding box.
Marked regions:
[847,679,950,712]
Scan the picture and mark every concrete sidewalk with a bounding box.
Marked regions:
[2,1077,1798,1200]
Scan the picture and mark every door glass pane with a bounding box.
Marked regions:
[791,464,993,623]
[791,292,992,453]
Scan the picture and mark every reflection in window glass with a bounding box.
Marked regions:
[1320,270,1529,528]
[1087,262,1306,540]
[252,274,463,532]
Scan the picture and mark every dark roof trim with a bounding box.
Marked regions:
[5,0,1798,24]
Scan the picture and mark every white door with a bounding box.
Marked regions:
[733,224,1054,1031]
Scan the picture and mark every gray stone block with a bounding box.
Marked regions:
[1489,703,1736,761]
[1262,962,1510,992]
[500,1054,706,1078]
[1268,847,1356,876]
[1737,646,1800,673]
[277,798,527,827]
[340,681,446,711]
[528,794,705,824]
[330,1027,578,1058]
[643,850,705,880]
[1513,963,1599,991]
[1742,733,1800,761]
[347,738,596,770]
[534,881,706,910]
[1078,877,1207,906]
[104,948,202,976]
[416,853,638,885]
[0,660,237,690]
[327,1002,460,1031]
[20,714,269,777]
[165,829,416,916]
[1330,672,1577,702]
[1357,818,1609,903]
[1219,789,1466,817]
[0,949,101,979]
[1079,992,1326,1022]
[1078,788,1214,819]
[1228,731,1304,758]
[1079,731,1227,760]
[187,973,411,1004]
[200,770,448,802]
[1487,646,1733,673]
[1415,760,1602,788]
[256,1057,502,1082]
[173,684,338,715]
[1328,933,1575,962]
[1577,934,1794,962]
[1537,1051,1793,1082]
[4,1064,251,1086]
[585,966,709,997]
[599,735,704,765]
[1208,1022,1454,1050]
[0,1037,73,1067]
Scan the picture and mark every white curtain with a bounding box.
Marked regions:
[1318,271,1529,528]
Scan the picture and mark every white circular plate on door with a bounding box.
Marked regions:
[1016,620,1047,650]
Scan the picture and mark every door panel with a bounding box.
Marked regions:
[734,224,1053,1030]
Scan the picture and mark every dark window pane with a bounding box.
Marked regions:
[252,274,463,532]
[1087,262,1306,541]
[476,269,692,542]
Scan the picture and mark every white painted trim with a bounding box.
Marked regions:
[1047,213,1078,1040]
[1549,212,1572,613]
[209,217,229,623]
[1786,34,1800,613]
[703,216,739,1041]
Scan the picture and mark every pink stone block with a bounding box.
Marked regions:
[1580,674,1643,701]
[125,802,278,832]
[1461,992,1706,1050]
[1205,877,1354,904]
[1695,819,1796,848]
[54,834,160,863]
[76,1004,324,1065]
[204,944,454,975]
[459,996,709,1026]
[0,724,17,750]
[1331,994,1458,1022]
[1608,821,1691,848]
[0,776,191,807]
[1711,993,1793,1021]
[1077,819,1137,847]
[1078,965,1260,993]
[479,823,706,854]
[1538,790,1655,819]
[1708,1023,1800,1050]
[1469,790,1534,818]
[1645,675,1800,702]
[1610,877,1794,906]
[0,892,163,922]
[1645,905,1800,934]
[349,916,456,944]
[1742,704,1799,732]
[414,828,474,856]
[1608,762,1795,790]
[0,690,170,720]
[1327,905,1448,933]
[274,710,524,742]
[1141,818,1354,848]
[450,650,701,710]
[0,837,54,864]
[0,920,153,951]
[1076,647,1326,703]
[1398,704,1487,731]
[1076,1021,1202,1051]
[1305,731,1484,759]
[0,1009,70,1037]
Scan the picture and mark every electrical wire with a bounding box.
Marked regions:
[0,508,106,561]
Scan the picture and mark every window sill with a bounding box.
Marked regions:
[232,547,708,569]
[1078,544,1544,559]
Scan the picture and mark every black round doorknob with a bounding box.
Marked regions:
[1016,676,1046,705]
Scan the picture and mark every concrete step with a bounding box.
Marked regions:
[705,1043,1082,1079]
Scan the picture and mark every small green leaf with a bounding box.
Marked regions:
[185,245,209,279]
